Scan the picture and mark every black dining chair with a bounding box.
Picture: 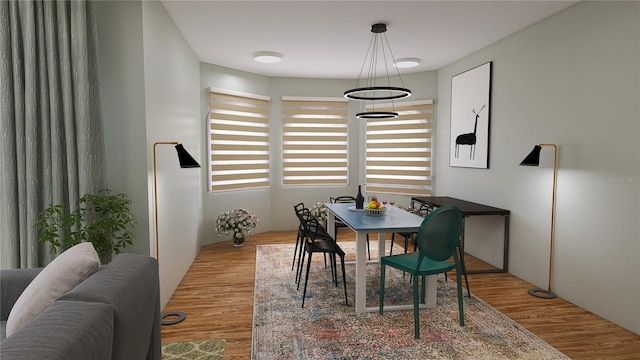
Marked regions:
[297,208,348,308]
[292,202,306,271]
[330,196,371,260]
[293,204,330,282]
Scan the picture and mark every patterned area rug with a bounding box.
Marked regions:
[252,242,569,359]
[162,339,225,360]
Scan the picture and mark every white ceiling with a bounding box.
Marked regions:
[160,0,578,79]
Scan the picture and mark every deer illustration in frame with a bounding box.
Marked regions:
[450,62,492,169]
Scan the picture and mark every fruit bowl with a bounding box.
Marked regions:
[364,207,386,216]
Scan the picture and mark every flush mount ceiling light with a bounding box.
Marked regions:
[344,23,411,119]
[394,58,421,69]
[254,51,283,63]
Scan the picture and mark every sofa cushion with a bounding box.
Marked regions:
[0,300,114,360]
[5,242,100,336]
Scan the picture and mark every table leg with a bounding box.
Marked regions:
[355,231,367,313]
[424,275,437,307]
[327,213,336,238]
[503,214,510,272]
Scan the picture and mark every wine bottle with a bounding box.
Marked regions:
[355,185,364,209]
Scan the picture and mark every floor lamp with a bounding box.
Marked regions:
[153,142,200,324]
[519,144,558,299]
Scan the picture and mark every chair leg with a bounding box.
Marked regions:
[458,245,471,297]
[389,233,395,256]
[296,244,308,288]
[292,232,301,270]
[455,262,465,327]
[404,235,410,254]
[296,248,305,288]
[413,271,421,339]
[301,252,313,308]
[444,246,471,297]
[340,254,348,306]
[366,234,371,260]
[330,253,338,286]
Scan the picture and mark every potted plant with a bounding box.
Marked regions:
[36,189,136,263]
[216,208,258,246]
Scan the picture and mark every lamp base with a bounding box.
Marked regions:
[528,288,556,299]
[161,311,186,325]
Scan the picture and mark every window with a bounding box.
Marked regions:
[365,100,433,195]
[282,97,348,186]
[208,88,270,192]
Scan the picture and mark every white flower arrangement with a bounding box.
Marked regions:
[216,208,259,240]
[310,201,327,222]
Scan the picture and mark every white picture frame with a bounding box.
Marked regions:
[450,62,492,168]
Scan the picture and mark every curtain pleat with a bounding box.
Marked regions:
[0,0,106,269]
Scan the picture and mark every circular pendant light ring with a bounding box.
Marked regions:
[344,86,412,101]
[355,111,398,119]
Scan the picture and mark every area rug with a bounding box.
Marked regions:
[162,339,225,360]
[252,242,569,359]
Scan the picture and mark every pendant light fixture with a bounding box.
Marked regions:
[344,23,412,119]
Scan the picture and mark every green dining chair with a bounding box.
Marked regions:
[379,205,465,339]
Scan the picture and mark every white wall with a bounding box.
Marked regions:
[142,1,203,308]
[436,1,639,334]
[96,0,203,308]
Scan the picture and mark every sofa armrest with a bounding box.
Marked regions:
[0,300,114,360]
[0,268,43,321]
[60,253,161,360]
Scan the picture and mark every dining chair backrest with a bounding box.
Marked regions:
[415,205,463,262]
[299,208,324,242]
[413,203,434,217]
[330,196,356,203]
[294,202,305,220]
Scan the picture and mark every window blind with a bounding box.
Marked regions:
[365,100,433,196]
[282,97,349,186]
[209,88,270,192]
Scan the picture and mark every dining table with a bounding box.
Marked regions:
[324,202,437,314]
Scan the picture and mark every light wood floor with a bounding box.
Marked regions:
[161,230,640,359]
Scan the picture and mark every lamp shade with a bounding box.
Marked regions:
[174,144,200,168]
[519,145,542,166]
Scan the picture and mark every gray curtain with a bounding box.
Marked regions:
[0,0,106,269]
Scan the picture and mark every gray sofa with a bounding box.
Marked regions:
[0,253,162,360]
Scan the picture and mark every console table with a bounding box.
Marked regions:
[411,196,510,274]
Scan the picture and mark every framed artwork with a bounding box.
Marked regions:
[449,62,491,168]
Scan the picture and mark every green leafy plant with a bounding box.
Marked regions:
[36,189,136,263]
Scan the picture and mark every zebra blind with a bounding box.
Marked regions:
[365,100,433,195]
[208,88,270,192]
[282,97,349,185]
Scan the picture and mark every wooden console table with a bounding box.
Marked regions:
[411,196,510,274]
